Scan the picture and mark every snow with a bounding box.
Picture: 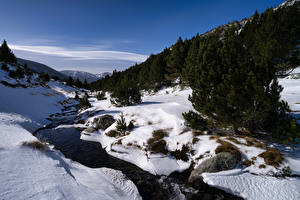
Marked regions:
[79,79,300,199]
[0,113,141,200]
[202,169,300,200]
[0,64,141,200]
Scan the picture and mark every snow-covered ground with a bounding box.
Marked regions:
[78,76,300,200]
[0,63,141,200]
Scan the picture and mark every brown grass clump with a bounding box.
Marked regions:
[251,156,257,161]
[254,142,267,149]
[215,139,241,161]
[22,141,47,151]
[106,130,121,137]
[259,164,266,168]
[258,148,283,167]
[152,129,168,140]
[147,121,153,125]
[209,135,220,140]
[242,159,253,167]
[192,137,199,144]
[179,127,191,135]
[115,139,122,145]
[245,137,256,146]
[192,130,204,137]
[147,129,169,155]
[226,136,242,145]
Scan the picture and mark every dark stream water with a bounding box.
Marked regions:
[34,105,243,200]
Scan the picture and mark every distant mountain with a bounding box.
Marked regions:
[17,58,67,80]
[61,70,111,83]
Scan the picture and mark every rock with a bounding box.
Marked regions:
[84,127,96,133]
[188,152,239,184]
[93,115,115,130]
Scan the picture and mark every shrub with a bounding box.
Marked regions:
[127,120,134,130]
[170,144,190,161]
[106,130,122,137]
[96,91,106,100]
[39,72,50,82]
[110,79,142,107]
[182,111,207,130]
[78,96,91,109]
[9,67,24,79]
[74,91,80,100]
[258,148,283,167]
[1,63,9,71]
[147,129,168,154]
[22,140,47,151]
[116,113,127,133]
[147,139,168,155]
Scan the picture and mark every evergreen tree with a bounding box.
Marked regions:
[110,78,142,107]
[0,40,17,63]
[66,76,74,86]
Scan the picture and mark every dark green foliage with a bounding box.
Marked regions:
[127,121,134,130]
[39,72,50,82]
[75,78,83,88]
[74,91,79,100]
[90,3,300,141]
[66,76,74,86]
[9,67,24,79]
[83,79,89,89]
[1,63,9,71]
[23,64,33,76]
[116,113,127,133]
[170,144,190,161]
[96,91,106,100]
[53,76,59,81]
[0,40,16,63]
[78,96,91,109]
[110,79,142,107]
[182,111,207,130]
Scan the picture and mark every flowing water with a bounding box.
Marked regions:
[34,105,243,200]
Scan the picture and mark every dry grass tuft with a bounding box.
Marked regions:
[192,137,199,144]
[259,164,266,168]
[22,140,47,151]
[215,139,241,161]
[258,148,283,167]
[147,129,169,155]
[226,136,242,145]
[242,159,253,167]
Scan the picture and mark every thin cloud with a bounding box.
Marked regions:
[10,44,148,62]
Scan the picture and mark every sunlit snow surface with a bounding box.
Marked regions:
[0,63,141,200]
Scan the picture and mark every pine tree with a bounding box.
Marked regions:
[0,40,17,63]
[66,76,74,86]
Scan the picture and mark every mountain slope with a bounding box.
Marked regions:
[17,58,67,80]
[61,70,111,83]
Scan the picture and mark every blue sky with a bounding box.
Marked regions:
[0,0,284,73]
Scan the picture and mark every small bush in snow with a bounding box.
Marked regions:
[96,91,106,100]
[22,140,47,151]
[78,96,91,109]
[1,63,9,71]
[110,79,141,107]
[170,144,190,161]
[116,113,127,133]
[147,129,168,155]
[182,111,207,131]
[258,148,283,167]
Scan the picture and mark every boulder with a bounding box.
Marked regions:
[84,127,96,133]
[93,115,115,130]
[188,152,239,184]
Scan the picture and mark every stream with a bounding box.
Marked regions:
[34,104,243,200]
